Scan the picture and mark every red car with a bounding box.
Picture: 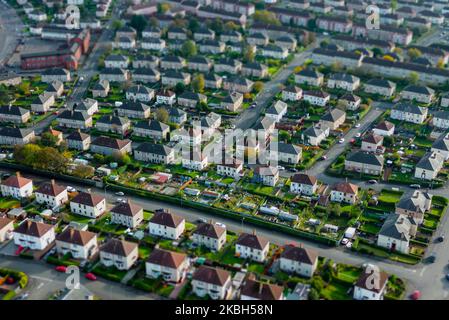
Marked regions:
[85,273,97,281]
[411,290,421,300]
[55,266,67,273]
[6,277,15,284]
[15,246,24,256]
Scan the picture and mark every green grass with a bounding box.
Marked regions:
[320,282,352,300]
[0,198,20,210]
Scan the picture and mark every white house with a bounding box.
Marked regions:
[414,152,444,180]
[100,238,138,270]
[235,233,269,263]
[330,182,359,204]
[282,86,302,102]
[70,192,106,218]
[182,151,209,171]
[377,213,416,254]
[265,100,288,123]
[432,111,449,129]
[56,227,98,260]
[0,173,33,199]
[148,210,185,240]
[431,136,449,160]
[192,222,227,251]
[303,90,330,106]
[373,121,395,137]
[216,162,243,180]
[279,245,318,278]
[353,267,389,300]
[13,220,55,250]
[390,103,428,124]
[110,201,144,229]
[302,125,329,146]
[35,180,68,208]
[240,278,284,300]
[145,248,189,283]
[290,174,318,196]
[192,266,231,300]
[0,217,14,242]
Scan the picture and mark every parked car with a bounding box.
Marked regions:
[411,290,421,300]
[410,184,421,189]
[338,138,345,144]
[85,273,97,281]
[368,179,378,184]
[437,235,445,243]
[355,123,361,128]
[355,133,361,138]
[320,155,327,160]
[428,253,437,263]
[341,238,349,245]
[55,266,67,273]
[115,191,124,196]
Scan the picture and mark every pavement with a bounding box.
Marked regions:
[0,0,24,67]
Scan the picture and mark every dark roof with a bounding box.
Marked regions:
[135,143,173,156]
[278,142,301,155]
[1,174,32,188]
[36,181,66,197]
[355,268,389,293]
[147,248,186,268]
[71,191,105,206]
[346,151,384,166]
[110,201,142,217]
[134,120,169,132]
[91,136,131,150]
[58,110,90,121]
[281,245,318,265]
[56,227,97,246]
[119,101,150,111]
[149,210,184,228]
[366,78,396,88]
[0,105,29,116]
[0,127,34,138]
[192,266,230,286]
[96,115,130,126]
[321,108,345,122]
[100,238,138,257]
[236,233,269,250]
[241,279,284,300]
[15,220,53,237]
[194,222,226,239]
[291,173,317,185]
[66,130,90,141]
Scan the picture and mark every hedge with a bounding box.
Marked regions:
[2,291,17,300]
[0,268,28,289]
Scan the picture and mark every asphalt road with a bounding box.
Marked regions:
[0,0,23,66]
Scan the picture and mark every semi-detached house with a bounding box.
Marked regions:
[100,238,138,270]
[70,191,106,218]
[110,201,144,229]
[149,210,185,240]
[56,227,98,260]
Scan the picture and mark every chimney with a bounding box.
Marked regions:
[51,179,55,185]
[16,171,21,178]
[252,229,256,236]
[258,282,263,295]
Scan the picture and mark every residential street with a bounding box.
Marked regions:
[0,0,23,66]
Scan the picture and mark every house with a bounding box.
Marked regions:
[220,30,243,43]
[133,120,170,141]
[0,127,35,146]
[396,190,432,225]
[100,238,138,270]
[178,91,207,108]
[134,143,175,164]
[216,161,243,180]
[13,220,55,250]
[353,267,389,300]
[91,80,110,98]
[0,217,14,242]
[192,266,231,300]
[194,28,215,41]
[290,173,318,195]
[193,222,227,251]
[361,134,384,153]
[253,165,279,187]
[99,68,130,83]
[373,121,395,137]
[104,54,129,69]
[345,152,385,175]
[168,107,187,125]
[431,135,449,160]
[301,124,329,146]
[145,248,188,282]
[187,56,212,73]
[141,37,166,51]
[247,32,269,46]
[182,151,209,171]
[303,90,330,106]
[70,192,106,218]
[275,35,297,51]
[241,62,268,78]
[204,73,223,89]
[319,108,346,130]
[221,92,243,112]
[126,85,154,103]
[235,233,269,262]
[364,79,396,97]
[415,152,444,180]
[0,106,30,124]
[214,58,242,74]
[73,98,98,116]
[57,110,93,129]
[31,93,55,113]
[377,213,416,254]
[265,100,287,122]
[161,70,191,87]
[259,44,289,59]
[110,200,143,229]
[35,180,68,208]
[316,16,352,33]
[95,115,131,135]
[142,26,161,39]
[149,209,185,240]
[41,68,71,83]
[167,26,188,40]
[390,103,428,124]
[327,73,360,91]
[340,93,361,110]
[116,26,137,39]
[1,173,33,199]
[161,56,186,70]
[277,143,302,164]
[223,76,254,93]
[432,111,449,129]
[115,36,136,49]
[118,101,151,119]
[279,245,318,278]
[240,277,284,300]
[90,136,132,156]
[45,80,64,98]
[198,39,226,54]
[282,86,302,102]
[132,67,161,83]
[311,48,363,69]
[156,89,176,105]
[295,68,324,87]
[330,182,358,204]
[132,55,159,69]
[401,85,435,104]
[66,130,91,151]
[56,227,98,260]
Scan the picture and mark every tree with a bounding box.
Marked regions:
[319,39,329,48]
[243,45,255,63]
[391,0,398,10]
[112,151,131,165]
[174,82,186,95]
[409,71,419,84]
[309,288,320,300]
[188,18,200,33]
[112,20,123,30]
[330,61,343,72]
[155,108,169,123]
[0,86,11,105]
[181,40,197,58]
[191,74,205,93]
[17,82,30,96]
[437,58,445,69]
[393,47,403,55]
[149,17,159,28]
[72,164,94,178]
[157,3,171,14]
[382,54,395,62]
[253,81,264,94]
[40,132,59,148]
[129,15,147,34]
[408,48,422,60]
[372,47,383,57]
[253,10,280,26]
[224,21,239,31]
[209,19,224,34]
[14,144,69,172]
